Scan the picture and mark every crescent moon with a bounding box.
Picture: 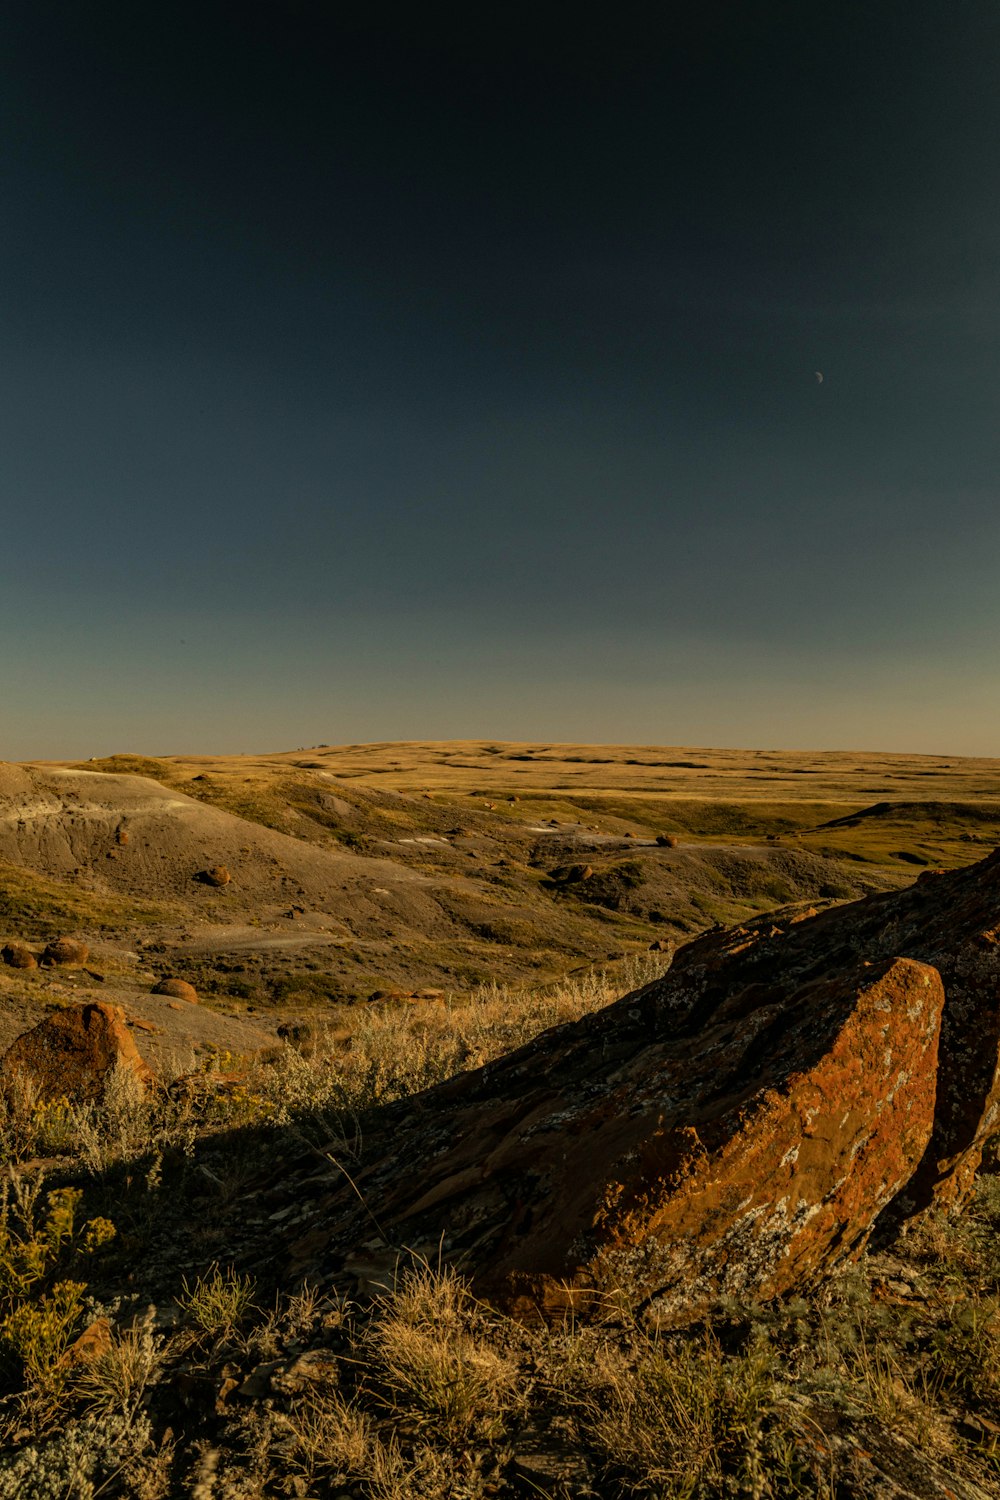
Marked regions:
[815,371,824,383]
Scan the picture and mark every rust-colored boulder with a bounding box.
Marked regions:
[40,937,90,967]
[281,850,1000,1326]
[62,1318,112,1373]
[0,1002,155,1102]
[151,977,198,1003]
[666,850,1000,1214]
[197,865,231,887]
[320,955,942,1325]
[1,942,37,970]
[656,833,679,848]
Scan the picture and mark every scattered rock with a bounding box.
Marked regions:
[1,942,37,969]
[649,938,672,952]
[61,1318,112,1373]
[40,937,90,967]
[656,833,679,848]
[169,1070,249,1102]
[151,977,199,1003]
[565,863,593,883]
[0,1001,155,1102]
[238,1359,283,1400]
[368,987,445,1004]
[271,1347,339,1395]
[197,865,231,887]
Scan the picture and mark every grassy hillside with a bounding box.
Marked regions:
[1,965,999,1497]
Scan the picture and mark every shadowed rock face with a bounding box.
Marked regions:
[295,851,1000,1324]
[1,942,36,969]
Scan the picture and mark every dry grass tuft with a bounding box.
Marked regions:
[368,1263,519,1439]
[178,1265,258,1337]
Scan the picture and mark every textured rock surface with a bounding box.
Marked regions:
[666,850,1000,1213]
[0,1001,155,1101]
[340,956,942,1323]
[40,936,90,967]
[151,977,199,1003]
[1,942,36,969]
[286,851,1000,1324]
[198,865,231,887]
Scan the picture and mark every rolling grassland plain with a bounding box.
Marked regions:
[1,742,1000,1497]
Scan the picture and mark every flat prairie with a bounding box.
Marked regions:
[82,738,1000,800]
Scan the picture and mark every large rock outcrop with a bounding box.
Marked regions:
[0,1001,155,1101]
[665,850,1000,1213]
[293,851,1000,1324]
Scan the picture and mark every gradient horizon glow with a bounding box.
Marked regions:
[2,3,998,761]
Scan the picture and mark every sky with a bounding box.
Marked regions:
[2,1,999,760]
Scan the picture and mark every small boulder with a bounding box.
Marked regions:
[1,943,37,970]
[62,1318,112,1373]
[151,977,199,1004]
[197,865,231,887]
[40,937,90,968]
[565,863,594,883]
[656,834,679,848]
[0,1002,155,1102]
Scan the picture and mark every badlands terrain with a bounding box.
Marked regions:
[3,739,1000,1056]
[2,742,1000,1497]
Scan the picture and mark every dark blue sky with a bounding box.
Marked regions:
[2,2,998,758]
